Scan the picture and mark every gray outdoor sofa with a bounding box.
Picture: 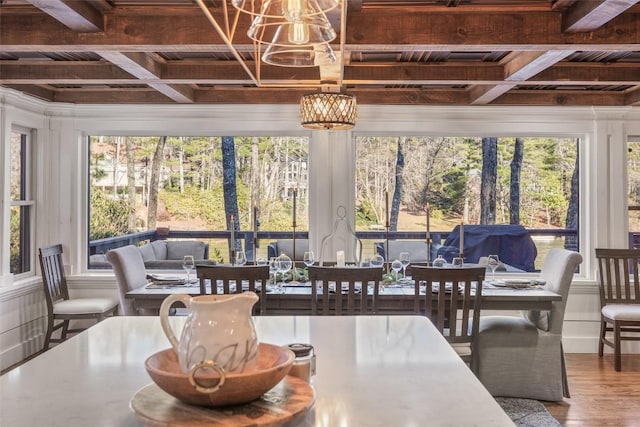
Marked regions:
[91,240,213,270]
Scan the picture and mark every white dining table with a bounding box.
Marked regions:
[1,315,514,427]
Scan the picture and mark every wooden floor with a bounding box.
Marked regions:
[544,354,640,427]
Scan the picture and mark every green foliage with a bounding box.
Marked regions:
[356,199,377,227]
[9,207,22,273]
[89,189,131,240]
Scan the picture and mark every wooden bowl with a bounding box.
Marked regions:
[145,343,294,407]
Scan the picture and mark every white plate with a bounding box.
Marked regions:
[491,279,545,288]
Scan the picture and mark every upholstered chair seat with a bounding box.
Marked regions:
[474,248,582,402]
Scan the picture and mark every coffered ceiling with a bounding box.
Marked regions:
[1,0,639,106]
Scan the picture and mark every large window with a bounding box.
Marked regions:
[628,140,640,248]
[88,136,309,266]
[355,136,579,271]
[10,129,33,275]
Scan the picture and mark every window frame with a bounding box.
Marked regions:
[9,127,35,278]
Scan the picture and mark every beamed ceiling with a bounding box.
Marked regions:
[1,0,639,106]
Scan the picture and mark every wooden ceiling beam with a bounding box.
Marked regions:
[503,50,575,81]
[625,87,640,105]
[2,60,639,86]
[470,50,574,104]
[24,0,104,32]
[3,84,55,102]
[344,10,640,46]
[96,51,194,103]
[562,0,640,33]
[27,86,627,106]
[2,9,639,51]
[469,84,515,105]
[493,89,626,106]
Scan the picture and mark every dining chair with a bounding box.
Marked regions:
[410,266,485,369]
[106,244,153,315]
[196,265,270,315]
[308,266,381,315]
[39,244,119,350]
[595,248,640,371]
[474,248,582,402]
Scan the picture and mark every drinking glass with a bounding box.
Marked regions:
[399,252,410,282]
[278,253,292,287]
[370,254,385,269]
[303,251,315,267]
[235,250,247,266]
[256,256,267,266]
[182,255,195,284]
[488,254,500,280]
[452,257,463,268]
[391,259,403,284]
[268,257,279,288]
[433,255,446,268]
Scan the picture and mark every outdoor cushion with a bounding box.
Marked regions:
[138,243,156,262]
[150,240,168,260]
[166,241,206,260]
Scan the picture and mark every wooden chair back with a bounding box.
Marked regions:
[39,244,70,310]
[596,248,640,305]
[411,266,485,362]
[309,266,381,315]
[196,265,269,315]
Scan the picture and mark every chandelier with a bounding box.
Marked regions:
[238,0,338,67]
[300,92,357,130]
[195,1,355,129]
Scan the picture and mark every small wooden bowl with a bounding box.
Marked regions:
[145,343,294,407]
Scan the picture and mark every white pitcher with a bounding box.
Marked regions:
[159,292,260,377]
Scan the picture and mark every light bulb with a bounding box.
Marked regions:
[282,0,306,21]
[289,21,310,44]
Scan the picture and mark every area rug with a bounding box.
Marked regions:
[496,397,562,427]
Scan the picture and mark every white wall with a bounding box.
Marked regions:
[1,87,639,371]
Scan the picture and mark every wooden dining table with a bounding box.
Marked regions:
[0,315,515,426]
[127,277,562,315]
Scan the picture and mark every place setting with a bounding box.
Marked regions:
[145,255,199,288]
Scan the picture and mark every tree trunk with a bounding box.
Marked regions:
[125,136,137,232]
[113,136,122,198]
[222,136,240,257]
[565,145,579,251]
[480,137,498,224]
[147,136,166,230]
[391,137,406,231]
[509,137,524,224]
[179,137,185,194]
[251,137,260,257]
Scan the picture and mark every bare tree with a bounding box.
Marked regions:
[480,137,498,224]
[222,136,240,256]
[147,136,166,229]
[565,144,579,251]
[391,137,406,231]
[125,136,137,231]
[509,137,524,224]
[113,136,123,198]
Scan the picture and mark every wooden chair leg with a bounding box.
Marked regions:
[561,343,570,398]
[614,321,621,371]
[60,320,70,342]
[598,319,606,357]
[43,317,54,351]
